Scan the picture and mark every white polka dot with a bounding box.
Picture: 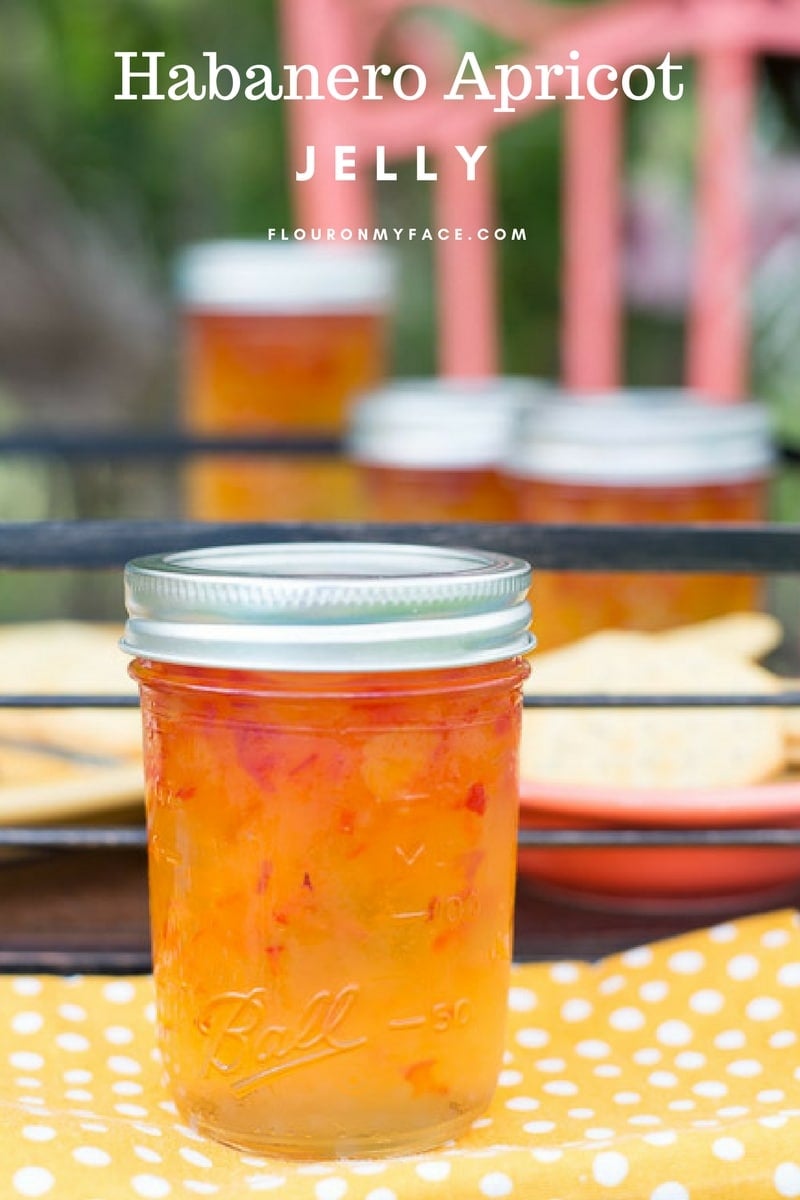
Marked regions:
[523,1120,555,1135]
[103,981,136,1004]
[15,1078,42,1090]
[104,1025,135,1045]
[544,1080,579,1097]
[614,1092,642,1106]
[112,1081,143,1096]
[350,1165,388,1177]
[471,1118,494,1130]
[668,950,705,975]
[623,946,654,969]
[365,1190,396,1200]
[108,1055,141,1076]
[12,978,43,996]
[669,1100,695,1111]
[727,954,759,981]
[479,1173,513,1197]
[650,1183,689,1200]
[709,922,737,943]
[173,1124,203,1142]
[771,1032,797,1049]
[515,1027,549,1049]
[144,1002,157,1023]
[133,1123,162,1138]
[505,1097,538,1112]
[180,1149,212,1170]
[247,1179,288,1192]
[12,1012,44,1036]
[717,1106,749,1119]
[690,989,725,1015]
[116,1103,149,1117]
[595,1064,622,1078]
[592,1150,629,1187]
[640,981,669,1004]
[762,929,790,949]
[415,1163,450,1182]
[610,1007,645,1032]
[757,1089,785,1104]
[315,1181,347,1200]
[65,1089,93,1103]
[498,1068,523,1086]
[12,1168,54,1197]
[56,1033,89,1053]
[649,1071,679,1089]
[576,1039,611,1060]
[715,1030,746,1051]
[10,1052,44,1071]
[534,1058,566,1074]
[747,997,782,1022]
[63,1069,92,1084]
[675,1052,706,1070]
[561,998,593,1022]
[599,974,625,996]
[762,1115,790,1130]
[550,963,579,984]
[586,1127,616,1141]
[134,1147,163,1164]
[644,1131,678,1147]
[628,1115,661,1127]
[693,1081,728,1098]
[183,1187,219,1197]
[778,964,800,988]
[79,1122,108,1133]
[73,1148,111,1168]
[508,987,536,1013]
[531,1148,563,1164]
[656,1020,693,1047]
[634,1050,661,1068]
[774,1163,800,1198]
[132,1178,171,1199]
[21,1126,56,1143]
[58,1004,87,1022]
[712,1137,745,1162]
[569,1108,595,1119]
[727,1059,763,1078]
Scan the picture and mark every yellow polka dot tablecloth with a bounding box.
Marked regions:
[2,910,800,1200]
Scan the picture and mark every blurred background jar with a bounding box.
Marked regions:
[178,241,393,521]
[348,377,549,522]
[504,391,775,651]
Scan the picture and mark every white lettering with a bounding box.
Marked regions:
[114,51,165,100]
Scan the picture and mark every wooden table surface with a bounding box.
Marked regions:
[1,844,797,974]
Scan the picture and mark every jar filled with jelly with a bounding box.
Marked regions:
[122,543,533,1158]
[348,377,548,521]
[504,391,774,650]
[178,242,392,521]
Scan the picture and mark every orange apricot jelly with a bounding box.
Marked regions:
[177,243,391,522]
[123,543,533,1158]
[504,393,774,652]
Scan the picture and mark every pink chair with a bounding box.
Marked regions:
[279,0,800,398]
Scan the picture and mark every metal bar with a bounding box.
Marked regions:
[0,520,799,572]
[0,432,344,459]
[0,826,798,851]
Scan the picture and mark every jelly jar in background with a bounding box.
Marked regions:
[177,242,393,522]
[504,390,774,652]
[347,377,551,521]
[122,543,533,1159]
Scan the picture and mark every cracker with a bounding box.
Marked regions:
[0,622,141,759]
[521,631,785,789]
[655,612,783,662]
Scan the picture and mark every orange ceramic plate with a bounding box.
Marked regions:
[517,779,800,911]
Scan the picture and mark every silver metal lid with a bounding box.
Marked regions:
[122,543,534,672]
[175,241,394,314]
[348,377,552,469]
[505,390,775,485]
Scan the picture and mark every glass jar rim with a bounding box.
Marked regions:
[121,542,534,672]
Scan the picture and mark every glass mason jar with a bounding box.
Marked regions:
[177,242,392,522]
[504,392,774,651]
[122,543,533,1158]
[348,378,548,521]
